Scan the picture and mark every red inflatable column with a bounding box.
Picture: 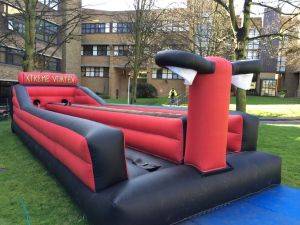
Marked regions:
[184,57,232,172]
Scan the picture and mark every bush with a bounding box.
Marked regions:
[94,92,110,99]
[135,83,158,98]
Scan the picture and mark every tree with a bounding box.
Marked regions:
[118,0,166,104]
[180,0,234,58]
[213,0,300,112]
[0,0,83,72]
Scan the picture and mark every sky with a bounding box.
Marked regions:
[81,0,296,15]
[82,0,186,11]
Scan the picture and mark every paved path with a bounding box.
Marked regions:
[259,117,300,125]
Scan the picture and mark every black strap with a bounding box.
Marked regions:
[130,158,161,172]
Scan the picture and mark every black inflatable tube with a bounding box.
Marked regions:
[155,50,216,74]
[155,50,261,75]
[232,60,262,75]
[13,121,281,225]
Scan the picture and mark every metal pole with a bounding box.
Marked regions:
[128,76,131,104]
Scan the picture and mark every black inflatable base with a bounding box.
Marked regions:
[13,121,281,225]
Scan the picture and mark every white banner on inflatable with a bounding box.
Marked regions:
[167,66,197,85]
[231,74,254,90]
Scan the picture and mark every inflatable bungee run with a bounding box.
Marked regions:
[10,50,281,225]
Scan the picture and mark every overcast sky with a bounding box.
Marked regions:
[82,0,186,11]
[81,0,295,15]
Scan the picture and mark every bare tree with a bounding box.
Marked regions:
[117,0,168,104]
[174,0,234,58]
[213,0,300,112]
[0,0,83,72]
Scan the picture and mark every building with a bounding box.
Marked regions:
[279,13,300,97]
[0,0,81,102]
[1,1,300,101]
[255,8,300,97]
[80,8,190,99]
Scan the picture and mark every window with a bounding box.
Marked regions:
[35,55,61,71]
[5,47,24,66]
[159,21,187,32]
[277,52,286,73]
[112,22,132,33]
[38,0,59,10]
[246,51,259,60]
[97,45,110,56]
[246,28,260,60]
[5,5,22,15]
[0,47,5,63]
[81,45,110,56]
[81,45,93,56]
[249,28,259,38]
[47,57,61,71]
[260,79,277,96]
[7,18,25,33]
[113,45,130,56]
[194,20,215,56]
[6,11,58,44]
[162,44,188,51]
[277,40,287,73]
[36,20,59,44]
[152,69,183,80]
[81,67,109,77]
[0,46,60,70]
[81,23,110,34]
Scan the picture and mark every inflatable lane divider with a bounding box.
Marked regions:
[47,103,185,118]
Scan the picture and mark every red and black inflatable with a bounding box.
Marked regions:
[10,50,281,225]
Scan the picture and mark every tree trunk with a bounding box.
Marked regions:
[130,41,141,104]
[23,0,37,72]
[234,42,247,112]
[130,26,141,104]
[234,0,251,112]
[130,65,139,104]
[130,1,142,104]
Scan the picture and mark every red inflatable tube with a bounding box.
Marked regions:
[18,72,78,86]
[13,107,96,191]
[46,103,185,163]
[184,57,232,172]
[26,86,101,108]
[107,105,244,153]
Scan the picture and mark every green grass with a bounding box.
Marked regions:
[258,124,300,188]
[230,96,300,117]
[229,104,300,117]
[0,120,88,225]
[0,119,299,224]
[230,96,300,105]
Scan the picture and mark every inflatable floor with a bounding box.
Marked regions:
[10,50,281,225]
[180,185,300,225]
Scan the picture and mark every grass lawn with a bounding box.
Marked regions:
[230,96,300,117]
[0,119,299,224]
[0,120,88,225]
[107,96,300,117]
[230,104,300,117]
[258,124,300,187]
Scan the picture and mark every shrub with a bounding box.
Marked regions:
[135,83,158,98]
[94,92,110,99]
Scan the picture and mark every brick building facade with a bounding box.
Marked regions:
[1,0,300,101]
